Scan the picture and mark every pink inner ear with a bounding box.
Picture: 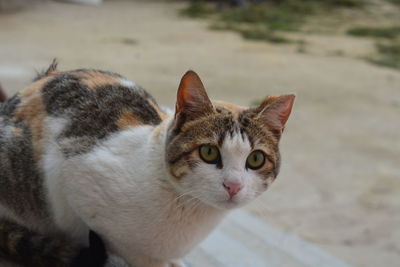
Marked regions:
[275,94,295,126]
[175,70,213,116]
[260,94,295,130]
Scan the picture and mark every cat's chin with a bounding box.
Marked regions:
[192,196,241,210]
[211,199,244,210]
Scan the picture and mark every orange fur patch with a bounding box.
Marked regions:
[77,71,120,90]
[152,123,165,143]
[14,78,50,161]
[10,126,22,137]
[170,161,189,180]
[148,100,168,120]
[116,110,144,129]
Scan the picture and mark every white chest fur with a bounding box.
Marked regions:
[44,121,226,265]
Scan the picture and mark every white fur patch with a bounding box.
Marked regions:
[53,125,225,265]
[42,116,88,243]
[105,254,131,267]
[119,78,136,88]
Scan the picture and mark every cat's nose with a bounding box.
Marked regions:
[223,182,242,198]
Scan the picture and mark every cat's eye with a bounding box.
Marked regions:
[199,145,220,164]
[246,150,266,170]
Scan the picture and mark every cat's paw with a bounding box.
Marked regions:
[105,254,131,267]
[70,230,107,267]
[169,260,187,267]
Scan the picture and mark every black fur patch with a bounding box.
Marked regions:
[0,117,48,221]
[0,219,80,267]
[71,231,108,267]
[0,94,21,116]
[42,72,162,156]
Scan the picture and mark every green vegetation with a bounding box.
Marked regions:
[369,42,400,70]
[347,25,400,70]
[179,0,215,18]
[181,0,366,43]
[347,26,400,39]
[324,0,365,7]
[217,4,310,32]
[388,0,400,6]
[210,22,290,43]
[181,0,400,71]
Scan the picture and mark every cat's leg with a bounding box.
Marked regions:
[0,218,108,267]
[169,260,187,267]
[104,254,131,267]
[70,230,108,267]
[122,252,185,267]
[0,259,22,267]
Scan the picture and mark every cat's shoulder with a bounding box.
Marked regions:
[0,63,168,158]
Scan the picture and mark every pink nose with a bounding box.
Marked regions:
[223,182,242,198]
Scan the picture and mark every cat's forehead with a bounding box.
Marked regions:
[179,103,274,150]
[220,130,252,160]
[212,100,246,119]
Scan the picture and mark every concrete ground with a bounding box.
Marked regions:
[0,1,399,266]
[186,210,352,267]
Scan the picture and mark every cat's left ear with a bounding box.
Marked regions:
[256,94,295,136]
[174,70,213,126]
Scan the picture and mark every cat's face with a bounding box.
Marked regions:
[166,71,295,210]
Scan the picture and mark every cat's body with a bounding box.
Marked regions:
[0,64,294,267]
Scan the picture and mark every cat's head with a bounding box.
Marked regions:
[166,71,295,210]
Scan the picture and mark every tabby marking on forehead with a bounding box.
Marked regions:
[213,100,246,119]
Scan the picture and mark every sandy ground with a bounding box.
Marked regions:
[0,1,399,266]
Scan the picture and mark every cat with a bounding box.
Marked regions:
[0,61,295,267]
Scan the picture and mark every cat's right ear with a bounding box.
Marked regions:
[256,94,295,137]
[174,70,213,127]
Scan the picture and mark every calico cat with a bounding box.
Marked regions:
[0,62,295,267]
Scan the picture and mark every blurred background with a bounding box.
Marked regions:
[0,0,399,266]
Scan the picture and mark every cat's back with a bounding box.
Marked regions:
[0,66,166,223]
[1,66,167,156]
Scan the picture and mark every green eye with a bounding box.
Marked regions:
[199,145,220,164]
[246,150,266,170]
